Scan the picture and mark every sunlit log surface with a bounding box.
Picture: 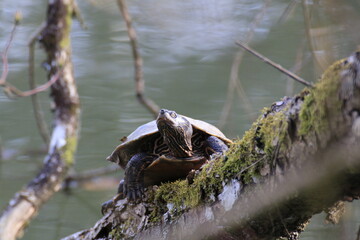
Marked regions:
[0,1,79,240]
[63,52,360,240]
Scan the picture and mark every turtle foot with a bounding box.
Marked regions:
[101,192,125,215]
[123,181,144,202]
[101,199,115,215]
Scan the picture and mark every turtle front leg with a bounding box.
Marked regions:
[122,153,157,201]
[204,136,229,157]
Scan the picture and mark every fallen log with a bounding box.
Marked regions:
[63,51,360,240]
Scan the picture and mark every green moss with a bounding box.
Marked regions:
[109,227,125,239]
[151,157,228,218]
[61,136,77,166]
[109,216,137,239]
[222,130,258,182]
[224,112,287,183]
[298,60,345,136]
[59,4,72,49]
[261,112,288,154]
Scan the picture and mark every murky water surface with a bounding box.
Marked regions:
[0,0,359,239]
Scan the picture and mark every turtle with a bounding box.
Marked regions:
[103,109,232,210]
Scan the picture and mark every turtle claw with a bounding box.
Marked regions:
[127,187,144,202]
[123,180,144,201]
[132,188,144,201]
[101,199,115,215]
[101,191,126,215]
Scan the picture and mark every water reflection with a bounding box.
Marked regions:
[129,0,284,62]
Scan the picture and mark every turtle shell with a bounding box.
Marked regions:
[107,115,233,169]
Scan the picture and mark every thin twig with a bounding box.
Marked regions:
[116,0,160,118]
[0,19,61,99]
[3,70,62,98]
[235,41,313,87]
[72,0,88,30]
[0,18,17,85]
[278,0,298,24]
[28,22,50,145]
[219,0,270,128]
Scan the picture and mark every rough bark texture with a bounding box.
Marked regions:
[65,53,360,240]
[0,1,79,240]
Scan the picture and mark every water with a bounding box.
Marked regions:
[0,0,359,239]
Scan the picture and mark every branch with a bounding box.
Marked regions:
[235,41,313,87]
[63,52,360,239]
[116,0,160,118]
[0,12,19,86]
[0,1,79,240]
[10,70,62,97]
[0,18,61,99]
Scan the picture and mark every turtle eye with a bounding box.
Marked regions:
[170,112,177,118]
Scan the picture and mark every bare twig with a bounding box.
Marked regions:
[278,0,298,24]
[28,22,50,145]
[0,15,18,86]
[3,70,62,98]
[72,0,87,30]
[235,41,313,87]
[116,0,160,118]
[0,19,60,99]
[219,1,270,128]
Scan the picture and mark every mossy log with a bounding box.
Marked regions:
[0,1,79,240]
[64,52,360,240]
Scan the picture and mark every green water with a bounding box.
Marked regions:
[0,0,359,239]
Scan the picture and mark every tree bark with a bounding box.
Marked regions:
[0,1,79,240]
[63,51,360,240]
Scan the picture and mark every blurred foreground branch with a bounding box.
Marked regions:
[117,0,160,118]
[63,52,360,239]
[0,1,79,240]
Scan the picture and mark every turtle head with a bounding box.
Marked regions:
[156,109,193,157]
